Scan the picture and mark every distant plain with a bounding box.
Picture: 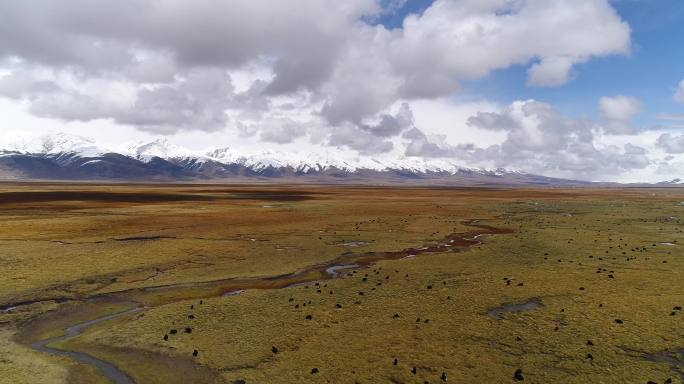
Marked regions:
[0,183,683,383]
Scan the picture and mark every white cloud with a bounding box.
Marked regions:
[599,95,641,134]
[0,0,631,131]
[657,113,684,122]
[0,0,657,182]
[600,95,641,121]
[460,100,650,179]
[258,120,309,144]
[675,79,684,103]
[656,133,684,154]
[409,98,504,147]
[527,57,576,87]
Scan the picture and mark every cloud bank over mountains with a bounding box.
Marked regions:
[0,0,681,182]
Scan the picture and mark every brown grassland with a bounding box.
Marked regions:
[0,183,683,383]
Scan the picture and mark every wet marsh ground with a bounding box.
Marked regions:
[0,183,683,383]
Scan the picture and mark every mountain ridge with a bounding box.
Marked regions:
[0,132,612,185]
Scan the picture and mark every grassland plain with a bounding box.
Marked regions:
[1,183,683,383]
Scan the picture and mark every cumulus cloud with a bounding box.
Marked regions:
[0,71,59,98]
[328,124,395,154]
[389,0,629,92]
[16,69,236,133]
[599,95,641,134]
[527,57,576,87]
[675,79,684,103]
[360,103,414,137]
[0,0,649,181]
[600,95,641,121]
[656,133,684,154]
[0,1,377,77]
[0,0,631,132]
[258,121,308,144]
[404,100,651,180]
[403,127,456,158]
[328,103,415,154]
[114,70,235,133]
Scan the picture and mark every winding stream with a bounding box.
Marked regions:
[31,307,144,384]
[24,219,511,384]
[325,264,359,278]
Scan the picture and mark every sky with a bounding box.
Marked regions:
[0,0,683,182]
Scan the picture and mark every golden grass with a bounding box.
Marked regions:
[1,184,684,383]
[0,327,69,384]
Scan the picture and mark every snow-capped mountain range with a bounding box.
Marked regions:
[0,132,582,184]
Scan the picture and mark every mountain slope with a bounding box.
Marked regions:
[0,133,587,185]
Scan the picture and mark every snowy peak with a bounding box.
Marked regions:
[658,178,684,185]
[2,133,480,174]
[201,146,482,174]
[205,148,355,172]
[126,138,193,161]
[0,132,590,185]
[2,132,106,157]
[40,133,95,154]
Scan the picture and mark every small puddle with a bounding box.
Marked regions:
[337,241,369,247]
[660,242,677,246]
[325,264,358,278]
[487,298,543,319]
[222,290,245,297]
[464,234,484,241]
[31,307,143,384]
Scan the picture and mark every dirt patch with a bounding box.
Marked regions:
[0,191,213,204]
